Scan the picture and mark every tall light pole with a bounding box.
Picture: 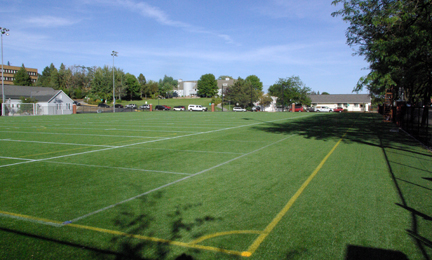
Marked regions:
[222,83,227,112]
[1,27,9,116]
[281,84,285,112]
[111,51,118,113]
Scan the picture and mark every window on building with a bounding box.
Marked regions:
[354,103,359,107]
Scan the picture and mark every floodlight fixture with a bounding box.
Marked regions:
[1,27,10,116]
[111,51,118,112]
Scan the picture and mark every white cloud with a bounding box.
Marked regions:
[24,16,78,28]
[88,0,236,44]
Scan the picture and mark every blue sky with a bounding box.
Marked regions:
[1,0,369,94]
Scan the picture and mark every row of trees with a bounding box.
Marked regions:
[15,63,179,102]
[332,0,431,107]
[15,63,314,108]
[196,74,311,109]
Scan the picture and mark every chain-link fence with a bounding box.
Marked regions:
[75,105,145,114]
[393,106,432,147]
[1,103,73,116]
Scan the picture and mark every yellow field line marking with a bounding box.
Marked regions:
[245,131,349,256]
[0,210,246,256]
[0,210,63,227]
[188,230,263,245]
[67,223,246,256]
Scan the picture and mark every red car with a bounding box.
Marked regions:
[333,107,344,113]
[289,106,304,112]
[163,105,171,110]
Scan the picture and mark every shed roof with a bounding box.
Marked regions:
[0,85,60,102]
[309,94,371,103]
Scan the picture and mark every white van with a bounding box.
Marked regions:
[188,104,206,111]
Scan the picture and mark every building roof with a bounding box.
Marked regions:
[177,78,236,91]
[309,94,371,104]
[1,85,61,102]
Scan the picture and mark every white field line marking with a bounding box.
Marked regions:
[0,139,118,148]
[193,139,268,143]
[0,130,162,139]
[0,139,242,155]
[0,156,37,161]
[0,116,303,169]
[0,212,62,227]
[0,125,198,134]
[126,147,245,155]
[45,161,191,175]
[66,135,293,224]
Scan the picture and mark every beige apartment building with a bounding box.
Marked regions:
[1,65,38,85]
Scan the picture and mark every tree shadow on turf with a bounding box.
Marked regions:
[344,245,409,260]
[0,226,137,259]
[252,113,431,156]
[378,127,432,259]
[102,191,227,260]
[254,113,432,259]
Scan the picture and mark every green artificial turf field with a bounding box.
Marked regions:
[0,111,431,259]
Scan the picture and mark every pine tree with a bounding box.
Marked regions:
[13,64,33,86]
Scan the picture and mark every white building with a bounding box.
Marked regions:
[1,85,74,116]
[309,94,371,112]
[175,78,236,97]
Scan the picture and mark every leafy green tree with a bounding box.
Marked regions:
[225,77,259,108]
[268,76,311,107]
[124,73,141,100]
[49,65,60,90]
[146,80,159,98]
[332,0,432,110]
[13,64,33,86]
[36,63,56,87]
[138,73,147,98]
[57,63,72,95]
[218,75,234,80]
[321,92,330,95]
[158,75,178,98]
[197,73,218,97]
[90,66,112,101]
[245,75,263,92]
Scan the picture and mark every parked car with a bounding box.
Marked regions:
[233,107,246,112]
[316,106,332,112]
[333,107,344,113]
[98,103,110,108]
[163,105,171,110]
[125,104,137,109]
[252,106,261,111]
[73,101,81,106]
[307,106,316,112]
[188,104,206,111]
[154,105,169,111]
[114,104,124,108]
[173,106,185,111]
[289,105,304,112]
[139,104,150,110]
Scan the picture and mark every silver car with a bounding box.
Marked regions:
[233,107,246,112]
[315,106,332,112]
